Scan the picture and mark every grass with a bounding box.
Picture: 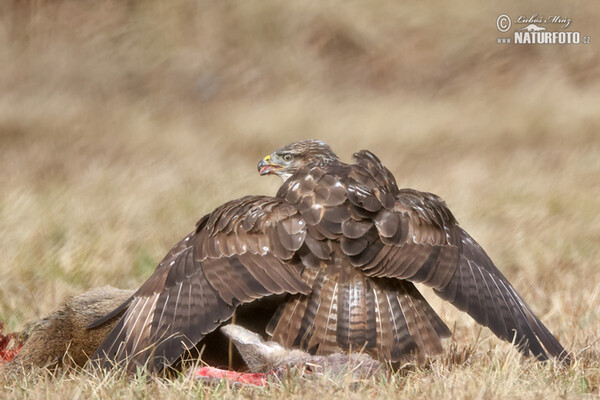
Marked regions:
[1,351,598,399]
[1,0,599,398]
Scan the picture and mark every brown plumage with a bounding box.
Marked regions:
[91,139,569,371]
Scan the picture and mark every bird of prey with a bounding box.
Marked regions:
[91,139,568,371]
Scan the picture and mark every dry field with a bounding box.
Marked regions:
[1,0,599,398]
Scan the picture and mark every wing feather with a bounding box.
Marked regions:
[91,196,311,371]
[352,187,568,361]
[341,153,567,361]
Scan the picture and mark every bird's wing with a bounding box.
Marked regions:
[91,195,310,371]
[339,151,568,361]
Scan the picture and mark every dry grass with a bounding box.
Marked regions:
[1,0,599,398]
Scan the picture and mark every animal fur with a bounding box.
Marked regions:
[3,287,131,374]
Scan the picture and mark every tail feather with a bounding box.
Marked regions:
[377,284,418,359]
[307,274,340,354]
[267,268,319,347]
[267,264,450,361]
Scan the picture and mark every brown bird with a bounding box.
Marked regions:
[91,139,568,371]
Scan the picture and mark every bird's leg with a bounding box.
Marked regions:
[228,313,236,370]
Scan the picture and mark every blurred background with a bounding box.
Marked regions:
[0,0,598,355]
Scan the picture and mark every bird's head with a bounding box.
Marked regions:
[257,139,339,181]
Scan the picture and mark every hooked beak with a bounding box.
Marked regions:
[257,154,283,176]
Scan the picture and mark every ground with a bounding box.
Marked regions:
[0,0,599,398]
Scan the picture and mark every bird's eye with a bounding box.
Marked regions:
[283,154,293,162]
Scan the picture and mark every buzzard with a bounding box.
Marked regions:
[91,140,568,371]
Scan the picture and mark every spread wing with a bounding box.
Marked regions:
[91,196,310,371]
[338,151,568,361]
